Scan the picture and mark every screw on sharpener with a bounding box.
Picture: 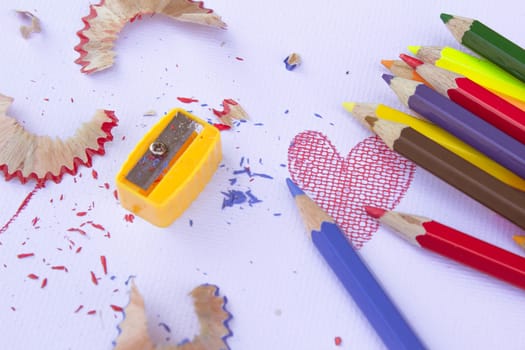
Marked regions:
[115,109,222,227]
[149,141,168,156]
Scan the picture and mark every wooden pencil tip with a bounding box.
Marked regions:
[399,54,423,68]
[342,102,355,112]
[440,13,453,23]
[286,178,304,198]
[382,74,394,85]
[364,206,386,219]
[381,59,393,69]
[407,46,420,55]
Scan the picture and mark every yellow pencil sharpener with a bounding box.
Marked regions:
[116,108,221,227]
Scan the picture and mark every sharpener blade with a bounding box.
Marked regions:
[126,112,200,191]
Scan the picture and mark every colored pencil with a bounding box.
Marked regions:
[365,206,525,291]
[514,235,525,252]
[362,117,525,230]
[409,46,525,105]
[400,54,525,144]
[381,59,428,85]
[493,92,525,112]
[286,178,425,350]
[440,13,525,83]
[343,102,525,191]
[383,74,525,179]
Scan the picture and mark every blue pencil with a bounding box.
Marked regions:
[286,178,425,350]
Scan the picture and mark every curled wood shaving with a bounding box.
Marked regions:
[114,282,232,350]
[74,0,226,74]
[0,94,118,184]
[212,99,248,127]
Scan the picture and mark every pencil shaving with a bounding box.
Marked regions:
[16,10,41,39]
[74,0,226,74]
[0,94,118,184]
[212,99,248,127]
[283,53,301,71]
[114,282,232,350]
[143,110,157,117]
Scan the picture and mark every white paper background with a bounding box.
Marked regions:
[1,1,524,349]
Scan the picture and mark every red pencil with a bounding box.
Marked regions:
[365,206,525,291]
[400,54,525,144]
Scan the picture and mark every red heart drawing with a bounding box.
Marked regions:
[288,131,415,248]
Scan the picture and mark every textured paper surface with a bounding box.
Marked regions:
[1,1,525,349]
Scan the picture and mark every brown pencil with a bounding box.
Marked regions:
[363,116,525,230]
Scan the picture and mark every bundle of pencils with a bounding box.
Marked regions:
[345,12,525,231]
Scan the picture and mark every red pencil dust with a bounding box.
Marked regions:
[110,304,123,312]
[0,182,43,234]
[90,271,98,285]
[100,256,108,275]
[51,265,68,272]
[177,97,199,104]
[366,206,525,290]
[74,305,84,313]
[67,227,87,236]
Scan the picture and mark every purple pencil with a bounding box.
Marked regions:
[382,74,525,179]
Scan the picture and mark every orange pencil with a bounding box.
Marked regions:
[514,235,525,252]
[381,60,429,85]
[492,92,525,112]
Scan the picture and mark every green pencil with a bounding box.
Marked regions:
[440,13,525,83]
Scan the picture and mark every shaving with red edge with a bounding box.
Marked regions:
[74,0,226,74]
[114,282,233,350]
[212,98,249,127]
[0,94,118,184]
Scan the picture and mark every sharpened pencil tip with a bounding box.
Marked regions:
[364,206,386,219]
[342,102,355,112]
[380,59,393,69]
[382,74,394,85]
[399,54,423,68]
[407,46,420,55]
[440,13,453,23]
[286,178,304,198]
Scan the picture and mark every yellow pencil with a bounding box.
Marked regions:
[343,102,525,192]
[409,46,525,105]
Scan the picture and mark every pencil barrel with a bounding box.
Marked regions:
[415,46,525,104]
[408,85,525,178]
[464,21,525,83]
[418,221,525,290]
[449,78,525,144]
[395,128,525,229]
[312,222,425,350]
